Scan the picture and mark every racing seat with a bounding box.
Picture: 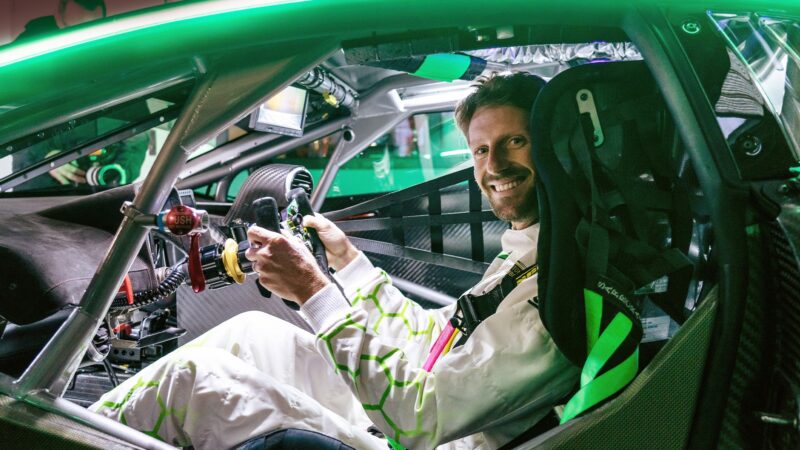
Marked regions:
[0,186,156,376]
[519,60,719,448]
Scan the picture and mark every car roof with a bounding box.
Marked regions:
[0,0,796,150]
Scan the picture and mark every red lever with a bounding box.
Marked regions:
[188,233,205,293]
[116,274,134,305]
[113,323,132,337]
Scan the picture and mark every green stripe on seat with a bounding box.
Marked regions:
[561,349,638,423]
[581,312,633,386]
[560,289,640,423]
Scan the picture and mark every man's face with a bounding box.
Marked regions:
[468,105,538,230]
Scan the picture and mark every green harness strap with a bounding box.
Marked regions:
[560,289,639,423]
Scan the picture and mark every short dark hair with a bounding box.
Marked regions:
[455,72,546,135]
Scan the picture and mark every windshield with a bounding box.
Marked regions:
[0,81,218,194]
[0,81,188,193]
[710,12,800,160]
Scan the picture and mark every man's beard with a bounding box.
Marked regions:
[480,167,539,226]
[486,184,539,225]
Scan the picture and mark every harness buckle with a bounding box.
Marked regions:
[451,293,481,336]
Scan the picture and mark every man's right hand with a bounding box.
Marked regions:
[45,150,86,185]
[303,214,359,271]
[49,164,86,184]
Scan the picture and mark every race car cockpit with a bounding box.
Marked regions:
[1,1,799,449]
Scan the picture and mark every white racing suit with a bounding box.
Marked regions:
[91,224,578,449]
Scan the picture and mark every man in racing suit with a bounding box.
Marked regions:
[91,73,579,450]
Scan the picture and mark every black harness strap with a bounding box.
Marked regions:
[325,167,476,221]
[570,105,692,323]
[348,236,490,275]
[556,89,694,422]
[450,262,539,347]
[334,210,497,233]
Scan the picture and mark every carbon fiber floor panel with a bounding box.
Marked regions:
[64,370,134,408]
[0,395,142,449]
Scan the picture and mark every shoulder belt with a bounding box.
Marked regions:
[450,263,538,347]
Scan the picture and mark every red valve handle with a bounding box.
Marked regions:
[164,205,203,236]
[116,275,134,305]
[188,234,205,293]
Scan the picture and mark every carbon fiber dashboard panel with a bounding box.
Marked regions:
[177,277,310,346]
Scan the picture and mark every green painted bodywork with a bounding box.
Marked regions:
[1,0,798,183]
[0,0,617,145]
[1,0,797,145]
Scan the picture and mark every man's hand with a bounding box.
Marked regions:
[245,225,330,306]
[303,214,359,271]
[45,151,86,184]
[49,164,87,184]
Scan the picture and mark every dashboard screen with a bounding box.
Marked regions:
[248,86,309,137]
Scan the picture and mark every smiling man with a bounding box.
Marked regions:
[92,73,578,450]
[457,73,542,229]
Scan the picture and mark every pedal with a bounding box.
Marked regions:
[135,327,187,348]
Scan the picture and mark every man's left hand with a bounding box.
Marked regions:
[245,225,331,306]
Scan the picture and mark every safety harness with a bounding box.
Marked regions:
[450,260,538,346]
[419,253,538,377]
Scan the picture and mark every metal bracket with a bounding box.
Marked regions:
[120,201,144,221]
[576,88,605,148]
[120,201,161,229]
